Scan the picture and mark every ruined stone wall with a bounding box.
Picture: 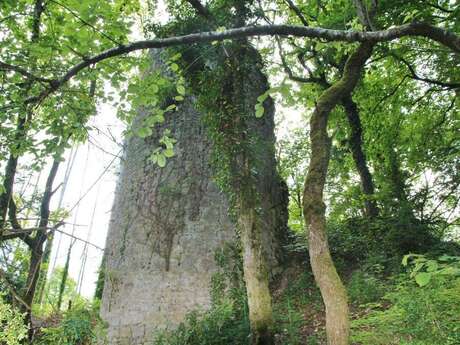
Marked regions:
[100,50,288,345]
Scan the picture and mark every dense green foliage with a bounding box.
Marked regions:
[0,0,459,344]
[352,257,460,345]
[0,294,28,345]
[35,303,104,345]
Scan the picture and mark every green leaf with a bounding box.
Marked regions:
[255,105,265,118]
[155,114,165,123]
[157,154,166,167]
[170,63,179,72]
[165,104,177,112]
[177,85,186,96]
[426,260,438,272]
[438,255,458,262]
[163,148,174,158]
[170,53,182,61]
[175,95,184,101]
[415,272,431,287]
[137,127,152,138]
[257,93,268,103]
[402,254,410,267]
[149,153,158,164]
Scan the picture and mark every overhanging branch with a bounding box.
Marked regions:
[23,22,460,105]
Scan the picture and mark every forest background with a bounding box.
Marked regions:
[0,0,459,345]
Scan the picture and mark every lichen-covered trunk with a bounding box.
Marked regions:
[225,44,287,345]
[303,43,373,345]
[239,196,273,345]
[342,96,379,218]
[304,105,349,345]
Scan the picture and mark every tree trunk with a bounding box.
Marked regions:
[342,96,379,218]
[0,117,25,231]
[23,159,60,337]
[303,42,373,345]
[224,43,287,345]
[0,0,43,232]
[57,243,72,310]
[239,197,273,345]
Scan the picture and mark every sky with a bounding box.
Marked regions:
[46,101,124,298]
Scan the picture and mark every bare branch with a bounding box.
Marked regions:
[276,37,327,86]
[390,53,460,89]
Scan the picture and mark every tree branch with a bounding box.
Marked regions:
[0,61,55,83]
[186,0,214,21]
[284,0,309,26]
[23,22,460,105]
[276,37,327,85]
[0,268,31,310]
[390,53,460,89]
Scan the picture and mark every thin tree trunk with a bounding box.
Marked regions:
[0,153,20,230]
[37,146,76,304]
[303,42,374,345]
[23,159,60,337]
[0,0,43,232]
[342,96,379,218]
[57,242,72,310]
[239,195,273,345]
[0,115,27,232]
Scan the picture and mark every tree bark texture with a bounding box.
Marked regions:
[303,42,374,345]
[227,44,288,345]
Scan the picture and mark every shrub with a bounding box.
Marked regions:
[0,295,28,345]
[36,303,104,345]
[351,255,460,345]
[347,270,386,305]
[152,298,250,345]
[152,243,250,345]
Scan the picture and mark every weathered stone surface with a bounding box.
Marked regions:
[100,50,288,345]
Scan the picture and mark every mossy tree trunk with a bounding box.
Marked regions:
[303,42,374,345]
[222,43,286,344]
[238,195,273,345]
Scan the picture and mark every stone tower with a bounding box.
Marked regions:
[100,50,287,345]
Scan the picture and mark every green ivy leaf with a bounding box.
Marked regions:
[155,114,165,123]
[163,148,174,158]
[170,53,182,61]
[257,93,268,103]
[149,153,158,164]
[137,127,152,138]
[255,105,265,118]
[415,272,431,287]
[157,154,166,167]
[177,85,186,96]
[165,104,177,112]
